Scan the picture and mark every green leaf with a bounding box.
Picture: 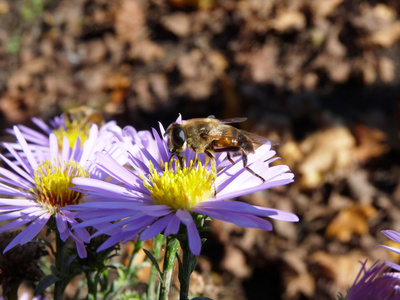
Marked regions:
[35,275,60,295]
[143,248,162,276]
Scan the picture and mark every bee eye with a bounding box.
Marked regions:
[171,126,186,148]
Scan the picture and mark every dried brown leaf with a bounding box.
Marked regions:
[298,127,356,189]
[161,13,192,37]
[369,21,400,48]
[378,57,396,83]
[353,125,388,163]
[0,1,9,15]
[220,245,251,278]
[270,9,306,32]
[309,0,343,19]
[249,44,278,83]
[325,204,377,242]
[115,0,146,44]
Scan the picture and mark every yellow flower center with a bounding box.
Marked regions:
[31,159,89,214]
[143,159,216,211]
[53,125,90,149]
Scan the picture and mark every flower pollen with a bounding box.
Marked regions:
[144,159,216,211]
[31,159,89,214]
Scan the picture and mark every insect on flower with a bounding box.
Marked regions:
[165,116,277,182]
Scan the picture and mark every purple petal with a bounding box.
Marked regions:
[73,211,136,228]
[0,209,47,234]
[0,152,34,184]
[193,208,272,230]
[164,213,181,236]
[72,177,141,199]
[152,127,170,163]
[17,124,49,144]
[71,237,87,258]
[216,173,294,201]
[13,126,38,169]
[4,214,49,252]
[382,230,400,244]
[0,167,33,190]
[31,117,52,134]
[61,136,71,160]
[56,212,67,233]
[80,124,98,163]
[92,215,151,237]
[139,213,174,241]
[0,182,34,198]
[196,200,298,222]
[0,199,39,206]
[379,245,400,256]
[176,210,201,256]
[94,152,141,188]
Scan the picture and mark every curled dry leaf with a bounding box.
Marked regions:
[283,251,316,298]
[309,0,344,20]
[378,56,395,83]
[297,126,356,189]
[249,44,278,83]
[220,245,251,279]
[369,21,400,48]
[114,0,146,45]
[270,9,306,32]
[105,73,131,105]
[353,125,388,163]
[161,12,192,37]
[0,1,9,15]
[325,204,377,243]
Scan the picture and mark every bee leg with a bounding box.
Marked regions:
[204,150,215,160]
[168,154,175,168]
[204,149,218,197]
[213,147,265,182]
[226,152,235,165]
[172,152,185,168]
[193,152,199,165]
[240,149,265,182]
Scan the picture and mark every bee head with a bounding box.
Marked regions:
[165,123,187,154]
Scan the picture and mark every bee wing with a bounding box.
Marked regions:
[219,117,247,124]
[237,129,279,146]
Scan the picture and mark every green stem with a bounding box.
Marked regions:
[54,230,66,300]
[178,242,197,300]
[148,235,164,299]
[86,270,98,299]
[159,236,180,300]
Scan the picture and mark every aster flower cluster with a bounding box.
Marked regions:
[69,121,298,256]
[0,110,298,299]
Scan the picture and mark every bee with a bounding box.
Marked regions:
[64,106,104,129]
[165,116,277,182]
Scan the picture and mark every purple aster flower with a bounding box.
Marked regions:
[6,109,129,166]
[69,119,298,256]
[0,124,107,258]
[10,107,116,147]
[344,260,400,300]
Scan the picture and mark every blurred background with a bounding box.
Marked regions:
[1,0,400,299]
